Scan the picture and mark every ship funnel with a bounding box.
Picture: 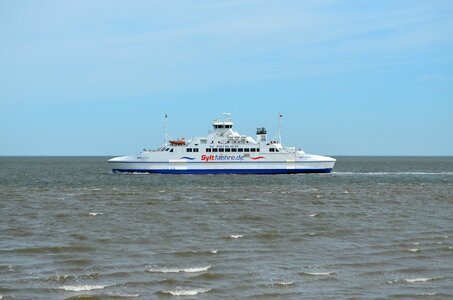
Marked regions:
[256,127,267,142]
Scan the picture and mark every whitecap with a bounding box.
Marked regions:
[405,277,443,283]
[107,293,140,298]
[148,265,211,273]
[411,242,420,245]
[309,213,318,217]
[230,235,243,239]
[161,288,211,296]
[276,281,295,286]
[60,285,107,291]
[301,271,334,276]
[89,212,103,216]
[408,248,419,252]
[210,250,218,254]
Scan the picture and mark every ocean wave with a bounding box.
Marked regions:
[170,249,218,257]
[230,235,243,239]
[1,244,92,254]
[404,276,444,283]
[60,285,108,291]
[89,212,103,216]
[276,281,295,286]
[299,271,335,276]
[106,293,140,298]
[45,274,76,283]
[147,265,211,273]
[193,272,225,280]
[159,288,211,296]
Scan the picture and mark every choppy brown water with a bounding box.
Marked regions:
[1,156,452,299]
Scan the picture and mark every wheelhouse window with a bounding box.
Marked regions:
[200,139,207,144]
[269,148,275,152]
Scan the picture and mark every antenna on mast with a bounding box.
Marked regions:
[164,113,168,145]
[278,113,283,144]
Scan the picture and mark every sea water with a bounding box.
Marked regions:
[0,156,452,299]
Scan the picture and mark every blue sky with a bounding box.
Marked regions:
[1,0,452,156]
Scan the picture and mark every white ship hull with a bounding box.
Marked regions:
[109,154,335,174]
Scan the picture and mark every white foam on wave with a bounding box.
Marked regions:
[276,281,295,286]
[148,265,211,273]
[89,212,103,216]
[309,213,318,217]
[107,293,140,298]
[230,235,243,239]
[60,284,107,291]
[408,248,419,252]
[301,271,335,276]
[161,288,211,296]
[210,250,218,254]
[405,277,443,283]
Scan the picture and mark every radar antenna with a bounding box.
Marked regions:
[222,112,232,122]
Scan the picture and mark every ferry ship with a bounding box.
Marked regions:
[108,114,335,174]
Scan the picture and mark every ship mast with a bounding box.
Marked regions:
[164,113,168,145]
[278,113,283,144]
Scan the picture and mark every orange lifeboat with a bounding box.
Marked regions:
[169,139,186,145]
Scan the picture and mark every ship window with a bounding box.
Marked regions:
[187,148,193,152]
[231,148,237,152]
[170,148,174,152]
[225,148,231,152]
[251,148,256,152]
[244,148,249,152]
[212,148,218,152]
[193,148,199,152]
[269,148,275,152]
[238,148,243,152]
[201,139,207,144]
[206,148,211,152]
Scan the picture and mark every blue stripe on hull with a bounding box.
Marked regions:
[112,168,333,174]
